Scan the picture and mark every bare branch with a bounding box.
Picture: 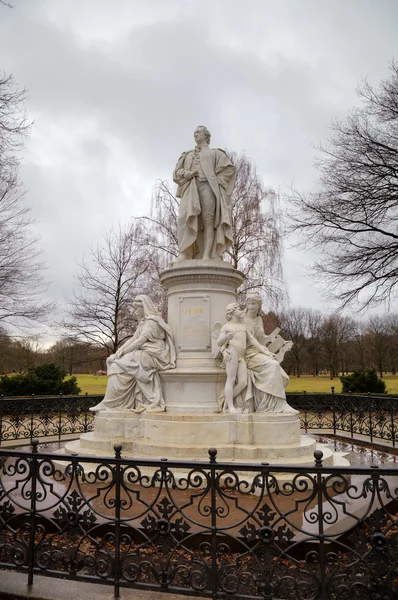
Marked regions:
[288,60,398,311]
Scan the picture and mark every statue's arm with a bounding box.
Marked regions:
[247,331,276,358]
[117,323,154,356]
[252,317,269,347]
[173,152,190,184]
[217,325,234,347]
[116,335,146,357]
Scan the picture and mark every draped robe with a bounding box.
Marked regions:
[173,147,235,259]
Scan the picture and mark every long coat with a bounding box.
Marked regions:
[173,147,235,258]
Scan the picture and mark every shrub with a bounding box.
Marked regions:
[0,362,81,396]
[340,368,387,394]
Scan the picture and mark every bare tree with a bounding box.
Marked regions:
[288,61,398,310]
[386,313,398,374]
[367,315,390,377]
[63,224,148,355]
[320,315,356,379]
[226,152,284,302]
[306,309,324,376]
[0,73,52,327]
[136,151,285,306]
[352,321,371,371]
[49,336,104,375]
[279,307,309,377]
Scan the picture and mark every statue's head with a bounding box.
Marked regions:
[225,302,243,321]
[245,291,262,316]
[133,297,145,319]
[133,295,162,320]
[194,125,211,145]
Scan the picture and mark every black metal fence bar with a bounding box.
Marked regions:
[0,392,397,446]
[0,395,102,445]
[288,393,398,447]
[1,443,398,599]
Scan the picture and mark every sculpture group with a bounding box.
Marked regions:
[91,127,294,416]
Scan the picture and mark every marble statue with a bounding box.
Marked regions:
[90,295,176,413]
[243,291,297,414]
[173,126,235,261]
[217,303,269,413]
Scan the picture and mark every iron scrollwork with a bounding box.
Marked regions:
[1,443,398,598]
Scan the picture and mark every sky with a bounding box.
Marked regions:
[0,0,397,341]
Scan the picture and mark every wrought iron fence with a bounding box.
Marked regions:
[0,442,398,599]
[0,395,101,445]
[0,393,397,447]
[288,393,398,447]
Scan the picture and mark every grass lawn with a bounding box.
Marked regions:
[287,374,398,394]
[74,373,398,396]
[74,373,108,395]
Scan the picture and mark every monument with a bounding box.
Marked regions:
[63,127,345,470]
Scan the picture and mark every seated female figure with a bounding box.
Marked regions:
[243,291,297,414]
[90,295,175,413]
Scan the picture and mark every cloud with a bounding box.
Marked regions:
[0,0,397,338]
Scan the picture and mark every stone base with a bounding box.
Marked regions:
[161,368,225,413]
[63,410,333,466]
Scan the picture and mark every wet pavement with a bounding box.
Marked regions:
[11,435,398,467]
[313,434,398,465]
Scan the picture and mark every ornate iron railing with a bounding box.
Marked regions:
[0,442,398,599]
[1,392,397,447]
[0,395,101,445]
[287,393,398,447]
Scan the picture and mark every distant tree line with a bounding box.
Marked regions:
[0,333,105,376]
[264,309,398,378]
[1,310,396,380]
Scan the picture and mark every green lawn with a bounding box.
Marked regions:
[74,373,398,396]
[287,374,398,394]
[74,374,108,395]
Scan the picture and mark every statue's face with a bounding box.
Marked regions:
[246,297,260,317]
[233,306,244,321]
[194,127,207,145]
[134,303,145,319]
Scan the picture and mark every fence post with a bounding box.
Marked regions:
[28,439,39,586]
[0,394,3,447]
[209,448,218,600]
[350,396,354,440]
[331,387,336,436]
[303,391,307,434]
[30,395,35,443]
[314,450,327,598]
[369,396,373,444]
[58,393,63,442]
[113,444,122,600]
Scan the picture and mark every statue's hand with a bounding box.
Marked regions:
[184,170,194,180]
[115,348,123,358]
[224,348,232,362]
[191,169,199,177]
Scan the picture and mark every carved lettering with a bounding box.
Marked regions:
[178,296,210,350]
[181,308,203,315]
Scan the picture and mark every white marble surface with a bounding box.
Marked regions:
[64,410,322,464]
[173,126,235,260]
[159,260,243,412]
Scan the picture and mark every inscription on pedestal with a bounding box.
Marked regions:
[178,295,210,351]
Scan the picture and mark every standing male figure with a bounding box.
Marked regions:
[173,126,235,260]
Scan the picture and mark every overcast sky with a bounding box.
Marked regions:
[1,0,397,340]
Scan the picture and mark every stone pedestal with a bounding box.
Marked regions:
[64,411,334,466]
[159,259,244,413]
